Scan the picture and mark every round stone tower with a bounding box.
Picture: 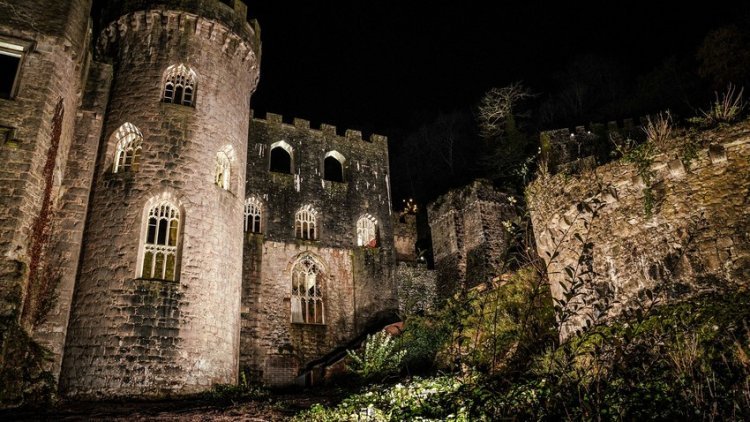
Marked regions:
[60,0,260,398]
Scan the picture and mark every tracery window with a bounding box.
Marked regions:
[291,254,324,324]
[112,122,143,173]
[162,64,197,106]
[295,205,318,240]
[244,196,262,233]
[140,200,180,281]
[357,215,377,247]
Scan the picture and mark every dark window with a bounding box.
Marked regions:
[324,156,344,182]
[0,126,15,144]
[270,147,291,173]
[0,52,21,99]
[219,0,235,8]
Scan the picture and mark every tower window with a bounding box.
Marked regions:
[357,215,377,247]
[244,196,262,233]
[215,151,231,190]
[323,150,346,182]
[0,40,25,99]
[140,200,181,281]
[112,122,143,173]
[295,205,318,240]
[218,0,235,7]
[291,254,324,324]
[162,64,197,106]
[269,140,293,173]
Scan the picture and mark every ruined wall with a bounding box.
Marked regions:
[60,2,260,398]
[242,241,356,385]
[428,180,516,296]
[241,113,396,385]
[528,120,750,339]
[393,214,418,262]
[0,0,94,405]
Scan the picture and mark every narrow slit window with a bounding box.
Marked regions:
[215,151,231,190]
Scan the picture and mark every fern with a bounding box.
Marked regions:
[347,331,406,381]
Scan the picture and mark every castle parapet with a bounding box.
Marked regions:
[251,111,388,144]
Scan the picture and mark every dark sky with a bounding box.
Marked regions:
[244,1,744,137]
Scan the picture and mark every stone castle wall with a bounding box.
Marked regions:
[528,120,750,339]
[60,3,260,398]
[241,114,397,385]
[0,0,97,403]
[428,180,516,295]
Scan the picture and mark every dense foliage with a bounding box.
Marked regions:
[298,289,750,421]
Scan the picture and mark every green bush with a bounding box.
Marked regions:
[347,331,406,382]
[397,316,451,374]
[299,290,750,421]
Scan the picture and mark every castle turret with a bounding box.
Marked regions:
[60,0,260,398]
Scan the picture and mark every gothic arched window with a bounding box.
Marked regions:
[140,199,181,281]
[244,196,262,233]
[291,254,324,324]
[323,150,345,182]
[162,64,197,106]
[112,122,143,173]
[357,214,377,247]
[295,205,318,240]
[269,140,293,173]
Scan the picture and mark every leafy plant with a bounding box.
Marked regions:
[347,331,406,382]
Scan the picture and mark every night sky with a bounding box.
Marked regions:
[244,1,744,137]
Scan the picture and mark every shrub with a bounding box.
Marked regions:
[347,331,406,382]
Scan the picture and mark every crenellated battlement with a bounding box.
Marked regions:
[97,7,260,73]
[540,117,651,174]
[250,111,388,144]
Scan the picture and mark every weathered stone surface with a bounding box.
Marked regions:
[428,180,517,296]
[241,115,398,386]
[60,1,260,398]
[0,0,406,400]
[528,120,750,339]
[0,0,96,405]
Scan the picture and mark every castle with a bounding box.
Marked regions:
[0,0,414,400]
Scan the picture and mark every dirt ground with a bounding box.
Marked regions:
[0,390,343,421]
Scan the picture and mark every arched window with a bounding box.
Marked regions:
[244,196,262,233]
[269,141,293,173]
[323,150,345,182]
[162,64,197,106]
[215,151,231,190]
[291,254,324,324]
[112,122,143,173]
[357,214,378,247]
[140,200,180,281]
[295,205,318,240]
